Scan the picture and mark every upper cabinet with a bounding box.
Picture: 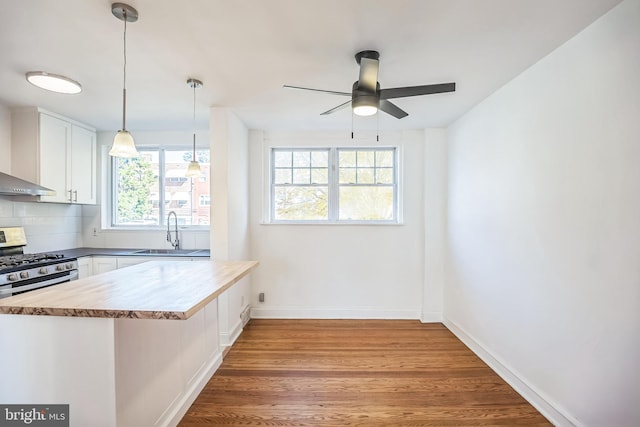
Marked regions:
[11,107,97,204]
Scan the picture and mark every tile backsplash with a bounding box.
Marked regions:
[0,198,82,253]
[1,198,210,253]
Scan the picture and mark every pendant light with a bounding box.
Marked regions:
[185,78,203,178]
[109,3,139,158]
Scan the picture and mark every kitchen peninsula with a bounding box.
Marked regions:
[0,260,258,427]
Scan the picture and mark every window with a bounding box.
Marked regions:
[271,147,398,223]
[112,148,210,227]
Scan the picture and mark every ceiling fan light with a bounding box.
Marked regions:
[25,71,82,94]
[352,94,379,117]
[185,161,201,178]
[109,130,139,158]
[353,105,378,116]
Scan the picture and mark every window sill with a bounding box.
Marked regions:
[260,221,403,226]
[104,226,210,232]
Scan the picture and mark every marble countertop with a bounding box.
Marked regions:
[0,260,257,320]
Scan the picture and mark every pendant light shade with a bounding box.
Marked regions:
[185,78,203,178]
[109,130,138,157]
[109,3,139,158]
[186,160,201,178]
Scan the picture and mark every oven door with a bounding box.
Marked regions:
[0,270,79,299]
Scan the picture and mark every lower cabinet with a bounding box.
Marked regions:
[116,257,148,269]
[92,257,118,275]
[77,257,93,279]
[86,256,204,278]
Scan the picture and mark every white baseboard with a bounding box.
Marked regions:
[250,306,420,320]
[240,306,251,327]
[443,317,579,427]
[220,318,243,348]
[161,351,223,427]
[420,311,443,323]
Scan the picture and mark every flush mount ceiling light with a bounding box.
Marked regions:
[185,78,203,178]
[25,71,82,94]
[109,2,139,158]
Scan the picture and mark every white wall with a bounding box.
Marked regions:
[210,108,252,346]
[445,1,640,426]
[249,130,425,319]
[422,129,447,322]
[0,104,11,172]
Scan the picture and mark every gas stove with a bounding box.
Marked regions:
[0,227,78,298]
[0,253,65,270]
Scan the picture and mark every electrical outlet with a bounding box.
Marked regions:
[258,292,265,303]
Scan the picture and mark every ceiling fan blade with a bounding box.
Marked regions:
[357,57,379,92]
[283,85,350,96]
[379,100,408,119]
[379,82,456,100]
[320,100,352,115]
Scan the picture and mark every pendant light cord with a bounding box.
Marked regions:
[192,81,197,160]
[122,11,128,131]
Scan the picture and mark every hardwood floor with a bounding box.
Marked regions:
[179,319,551,426]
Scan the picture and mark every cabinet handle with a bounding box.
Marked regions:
[68,190,73,202]
[73,190,78,203]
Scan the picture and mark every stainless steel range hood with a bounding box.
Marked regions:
[0,171,55,196]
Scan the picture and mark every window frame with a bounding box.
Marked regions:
[109,145,210,230]
[268,146,400,225]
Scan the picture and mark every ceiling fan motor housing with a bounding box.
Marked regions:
[355,50,380,65]
[352,81,380,110]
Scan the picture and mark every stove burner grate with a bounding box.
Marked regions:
[0,253,64,270]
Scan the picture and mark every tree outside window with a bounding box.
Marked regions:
[112,148,210,226]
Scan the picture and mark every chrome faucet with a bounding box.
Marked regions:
[167,211,180,250]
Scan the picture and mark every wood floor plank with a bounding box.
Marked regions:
[179,319,551,426]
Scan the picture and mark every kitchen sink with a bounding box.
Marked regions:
[132,249,197,255]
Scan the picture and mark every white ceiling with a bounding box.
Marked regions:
[0,0,622,133]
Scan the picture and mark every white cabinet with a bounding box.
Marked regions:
[85,256,199,278]
[116,256,194,269]
[70,125,96,204]
[116,257,149,269]
[11,107,96,204]
[92,257,118,275]
[77,257,93,279]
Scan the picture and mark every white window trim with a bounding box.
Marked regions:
[264,145,403,225]
[107,145,210,230]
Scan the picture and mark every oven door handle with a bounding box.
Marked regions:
[0,270,79,296]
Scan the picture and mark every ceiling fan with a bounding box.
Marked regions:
[284,50,455,119]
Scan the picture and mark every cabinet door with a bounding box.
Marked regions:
[71,126,96,204]
[116,257,149,269]
[39,114,71,203]
[92,257,118,274]
[77,257,93,279]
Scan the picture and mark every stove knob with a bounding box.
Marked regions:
[56,265,65,272]
[39,267,48,274]
[20,271,29,279]
[7,273,18,282]
[66,263,73,270]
